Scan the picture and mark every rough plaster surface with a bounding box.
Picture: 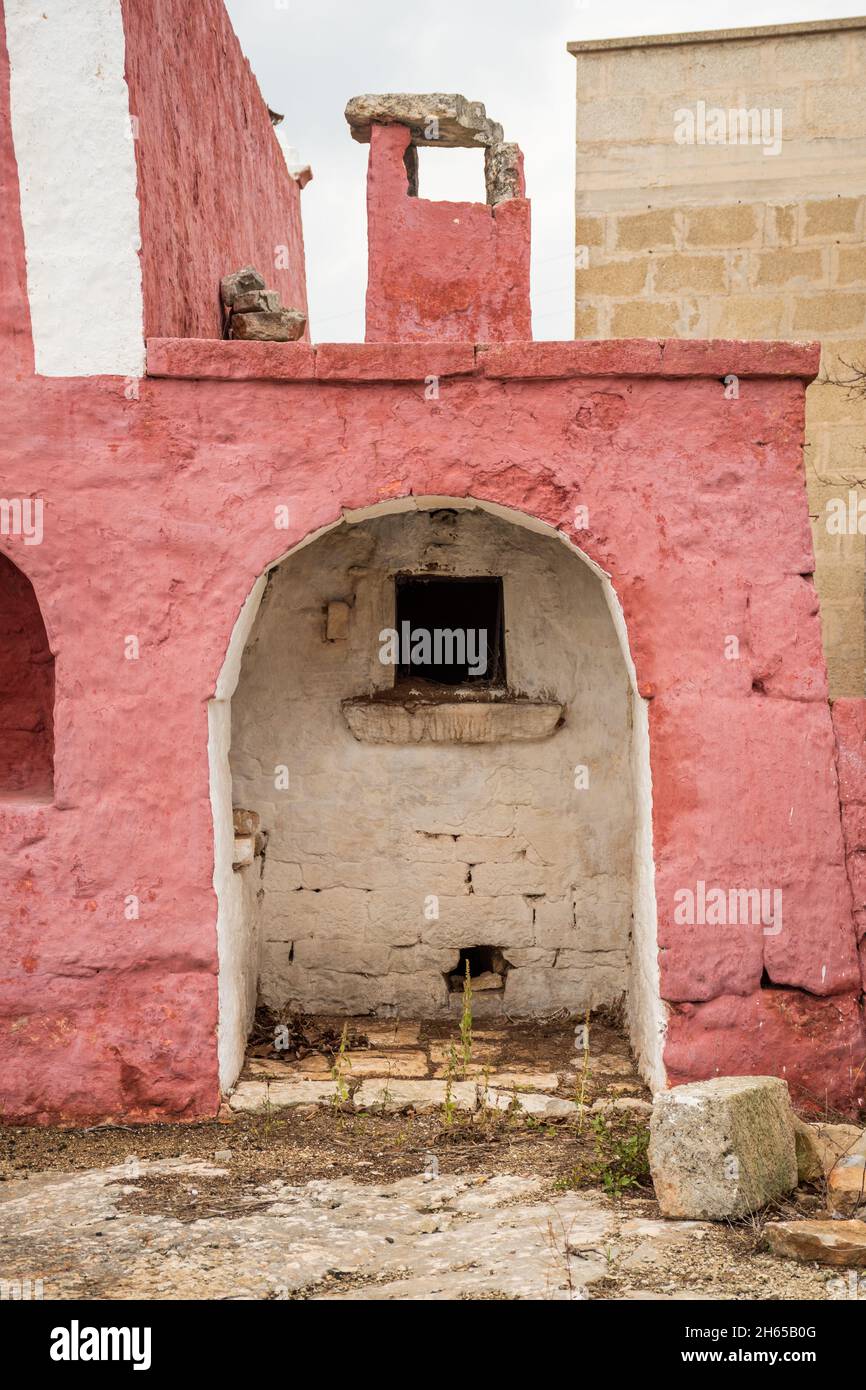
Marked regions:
[230,508,634,1020]
[0,328,861,1120]
[365,124,531,343]
[4,0,144,376]
[119,0,309,341]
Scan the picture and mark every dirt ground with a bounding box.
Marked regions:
[0,1014,854,1301]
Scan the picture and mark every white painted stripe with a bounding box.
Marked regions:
[5,0,144,376]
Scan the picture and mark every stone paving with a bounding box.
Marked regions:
[0,1157,838,1301]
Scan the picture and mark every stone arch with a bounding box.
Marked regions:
[0,549,54,800]
[209,497,662,1094]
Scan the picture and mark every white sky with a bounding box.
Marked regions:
[225,0,862,341]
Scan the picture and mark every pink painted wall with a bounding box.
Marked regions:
[832,698,866,994]
[119,0,309,340]
[0,337,862,1123]
[364,124,531,343]
[0,5,32,377]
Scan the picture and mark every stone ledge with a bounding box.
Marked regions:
[477,339,822,381]
[567,18,866,53]
[315,342,476,381]
[146,337,821,383]
[146,338,315,381]
[341,697,565,744]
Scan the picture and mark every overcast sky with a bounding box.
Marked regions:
[225,1,862,341]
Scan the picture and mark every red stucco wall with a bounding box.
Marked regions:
[365,124,531,343]
[119,0,309,340]
[0,4,32,377]
[0,336,863,1123]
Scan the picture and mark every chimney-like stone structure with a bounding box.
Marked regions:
[345,94,532,343]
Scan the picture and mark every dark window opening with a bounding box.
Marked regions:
[446,945,508,993]
[394,575,505,687]
[0,553,54,800]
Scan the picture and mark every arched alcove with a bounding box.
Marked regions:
[0,551,54,799]
[209,498,662,1094]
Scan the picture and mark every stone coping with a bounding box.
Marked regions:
[146,338,821,384]
[567,18,866,54]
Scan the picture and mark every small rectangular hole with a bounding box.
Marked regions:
[394,575,505,687]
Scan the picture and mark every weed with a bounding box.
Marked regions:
[442,1045,459,1128]
[459,960,473,1079]
[555,1115,650,1199]
[574,1008,591,1133]
[331,1022,351,1108]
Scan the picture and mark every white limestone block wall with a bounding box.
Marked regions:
[230,506,634,1018]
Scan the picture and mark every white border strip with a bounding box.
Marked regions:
[5,0,145,376]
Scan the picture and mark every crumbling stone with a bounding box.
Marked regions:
[648,1076,798,1220]
[219,265,266,307]
[344,93,524,205]
[793,1115,865,1182]
[233,807,260,836]
[228,1079,336,1112]
[353,1079,477,1114]
[484,142,524,205]
[220,267,307,342]
[484,1088,579,1120]
[828,1154,866,1215]
[345,93,504,150]
[765,1218,866,1267]
[231,309,306,342]
[232,289,281,314]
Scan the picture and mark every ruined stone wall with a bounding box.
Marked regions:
[230,507,634,1019]
[570,18,866,698]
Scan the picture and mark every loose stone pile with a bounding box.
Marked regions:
[220,265,306,342]
[647,1073,866,1267]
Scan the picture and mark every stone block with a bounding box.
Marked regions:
[228,1079,336,1112]
[231,308,307,342]
[754,247,825,286]
[685,204,761,248]
[614,208,677,252]
[575,258,649,297]
[232,835,255,869]
[793,1116,865,1182]
[336,1050,429,1080]
[220,264,266,306]
[610,300,680,337]
[802,197,861,239]
[483,1072,560,1092]
[232,289,280,313]
[575,214,606,248]
[836,246,866,286]
[484,1088,578,1120]
[352,1079,477,1114]
[765,1219,866,1267]
[828,1155,866,1215]
[653,254,726,293]
[648,1077,798,1220]
[232,807,261,836]
[793,294,866,334]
